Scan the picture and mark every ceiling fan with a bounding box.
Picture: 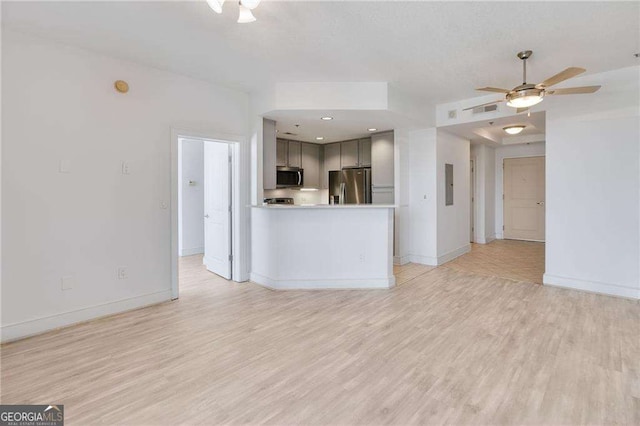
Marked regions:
[463,50,601,111]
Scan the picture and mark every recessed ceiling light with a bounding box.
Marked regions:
[503,125,526,135]
[316,137,324,140]
[368,128,377,132]
[321,116,333,121]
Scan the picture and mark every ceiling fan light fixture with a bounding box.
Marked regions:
[206,0,225,13]
[503,125,526,135]
[506,88,544,108]
[240,0,261,10]
[237,3,256,23]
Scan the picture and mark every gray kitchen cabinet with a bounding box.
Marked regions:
[371,131,395,204]
[341,140,359,168]
[288,141,302,168]
[358,138,372,167]
[301,143,321,189]
[276,139,288,167]
[322,142,341,189]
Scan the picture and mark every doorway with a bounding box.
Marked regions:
[503,156,545,241]
[172,130,246,299]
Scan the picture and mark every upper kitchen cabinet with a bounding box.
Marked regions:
[340,138,371,168]
[341,140,359,168]
[276,139,288,167]
[358,138,372,167]
[276,139,302,168]
[322,142,341,189]
[288,141,302,168]
[301,142,321,189]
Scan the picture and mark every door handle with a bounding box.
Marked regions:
[297,171,302,186]
[537,202,545,206]
[204,214,210,218]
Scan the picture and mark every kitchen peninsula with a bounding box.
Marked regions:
[251,204,395,290]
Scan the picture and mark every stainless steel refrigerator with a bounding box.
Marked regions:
[328,168,372,204]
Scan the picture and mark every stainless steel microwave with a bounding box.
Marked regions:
[276,167,304,188]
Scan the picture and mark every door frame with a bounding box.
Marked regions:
[470,158,476,243]
[501,155,546,242]
[171,128,248,300]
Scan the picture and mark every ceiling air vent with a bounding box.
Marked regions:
[472,104,498,114]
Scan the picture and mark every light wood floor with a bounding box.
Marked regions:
[444,240,545,284]
[2,251,639,425]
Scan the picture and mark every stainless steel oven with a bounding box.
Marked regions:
[276,167,303,188]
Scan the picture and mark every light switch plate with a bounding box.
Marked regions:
[121,161,130,175]
[61,275,75,290]
[59,160,71,173]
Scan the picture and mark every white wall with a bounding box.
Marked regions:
[470,144,497,244]
[1,31,249,341]
[408,129,470,265]
[408,129,438,264]
[436,130,471,262]
[178,139,204,256]
[495,142,546,239]
[394,128,411,264]
[543,66,639,299]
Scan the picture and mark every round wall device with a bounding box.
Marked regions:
[114,80,129,93]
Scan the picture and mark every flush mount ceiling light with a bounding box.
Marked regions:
[503,125,526,135]
[207,0,260,23]
[316,137,324,141]
[368,128,377,132]
[321,116,333,121]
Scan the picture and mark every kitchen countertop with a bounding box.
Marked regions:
[251,204,396,209]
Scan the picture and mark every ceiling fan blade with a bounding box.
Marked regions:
[462,99,504,111]
[538,67,586,88]
[546,85,601,95]
[475,87,511,93]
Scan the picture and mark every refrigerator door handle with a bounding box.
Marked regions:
[365,170,372,204]
[339,182,346,204]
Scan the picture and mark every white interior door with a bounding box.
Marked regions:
[504,156,545,241]
[204,141,232,279]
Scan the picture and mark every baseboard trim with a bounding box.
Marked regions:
[394,255,410,266]
[409,254,438,266]
[180,247,204,257]
[1,290,173,343]
[543,274,639,300]
[437,244,471,265]
[249,272,395,290]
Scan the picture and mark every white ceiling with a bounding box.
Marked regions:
[265,109,408,143]
[3,1,639,107]
[439,111,545,146]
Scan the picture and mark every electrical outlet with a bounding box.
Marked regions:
[61,275,75,290]
[117,267,128,280]
[359,254,365,263]
[121,161,130,175]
